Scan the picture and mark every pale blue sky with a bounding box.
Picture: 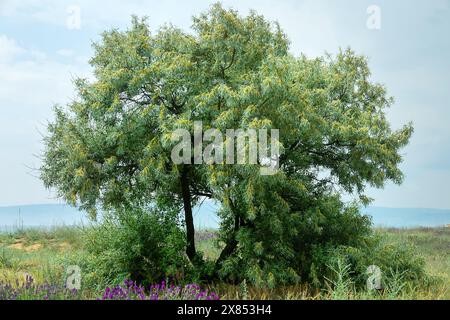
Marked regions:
[0,0,449,208]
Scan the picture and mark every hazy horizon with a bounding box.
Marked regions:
[1,203,449,230]
[3,202,450,211]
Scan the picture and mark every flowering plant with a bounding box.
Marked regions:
[101,280,220,300]
[0,275,78,300]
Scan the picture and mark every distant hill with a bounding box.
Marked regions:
[362,206,450,228]
[0,203,449,231]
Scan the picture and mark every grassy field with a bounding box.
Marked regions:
[0,226,448,300]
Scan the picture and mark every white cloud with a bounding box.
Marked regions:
[0,0,164,29]
[0,35,91,111]
[0,35,25,62]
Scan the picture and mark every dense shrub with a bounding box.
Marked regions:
[79,208,187,289]
[215,181,428,290]
[309,233,428,290]
[216,192,374,287]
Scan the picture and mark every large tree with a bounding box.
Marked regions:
[41,4,412,285]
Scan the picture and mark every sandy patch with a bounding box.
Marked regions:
[58,242,71,251]
[25,244,43,252]
[9,242,25,250]
[8,242,43,252]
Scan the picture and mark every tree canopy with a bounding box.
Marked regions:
[41,4,413,286]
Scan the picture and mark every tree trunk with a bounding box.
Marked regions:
[215,236,238,269]
[215,202,240,272]
[180,166,196,262]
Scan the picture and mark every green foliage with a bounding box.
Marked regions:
[79,208,187,289]
[310,233,428,291]
[239,279,249,300]
[40,3,414,287]
[0,248,22,270]
[217,196,373,286]
[318,257,420,300]
[324,257,354,300]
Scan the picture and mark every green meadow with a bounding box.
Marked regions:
[1,226,448,300]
